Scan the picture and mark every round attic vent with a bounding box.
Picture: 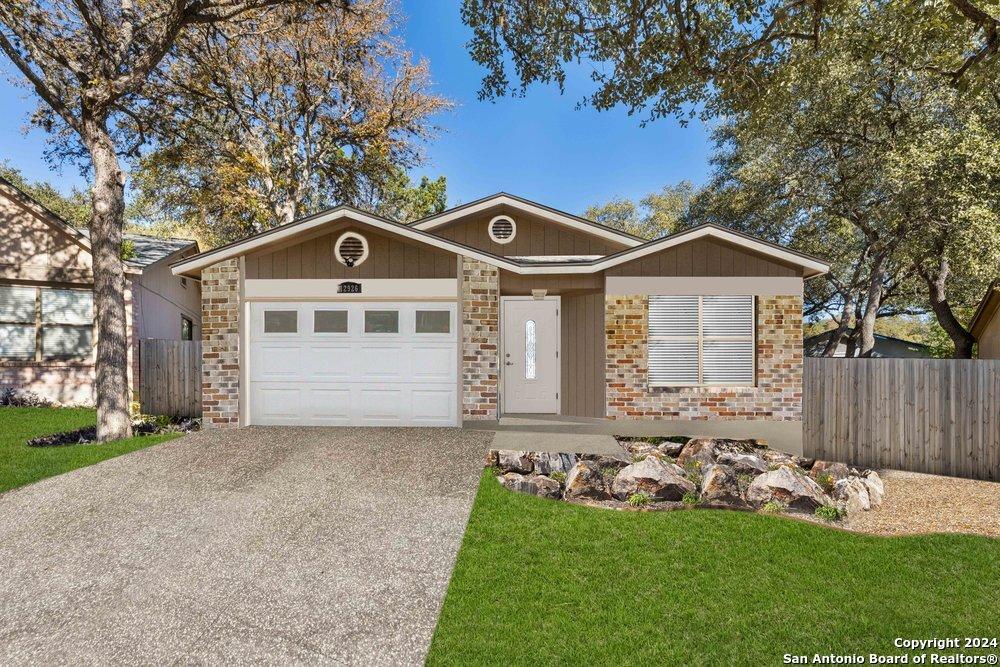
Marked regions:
[335,232,369,267]
[488,215,516,244]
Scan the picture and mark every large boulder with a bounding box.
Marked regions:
[531,451,578,475]
[716,451,768,476]
[657,440,687,457]
[862,471,885,507]
[810,460,851,483]
[564,461,612,501]
[833,477,871,515]
[747,466,829,511]
[676,438,718,468]
[497,450,533,474]
[700,464,749,508]
[611,456,695,501]
[499,473,562,499]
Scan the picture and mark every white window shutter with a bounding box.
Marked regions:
[648,296,698,337]
[702,296,755,384]
[42,289,93,325]
[0,285,36,322]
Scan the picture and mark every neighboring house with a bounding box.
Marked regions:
[172,193,829,442]
[970,280,1000,359]
[0,176,201,404]
[803,331,933,358]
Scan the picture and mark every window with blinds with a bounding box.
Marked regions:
[648,295,755,387]
[0,285,94,361]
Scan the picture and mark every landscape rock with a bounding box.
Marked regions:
[499,473,562,499]
[676,438,718,468]
[531,451,578,475]
[863,471,885,507]
[700,464,749,507]
[484,449,499,467]
[747,466,829,511]
[657,440,687,457]
[716,451,768,475]
[564,461,612,500]
[611,456,695,501]
[810,461,851,483]
[760,450,800,468]
[497,450,533,474]
[833,477,871,515]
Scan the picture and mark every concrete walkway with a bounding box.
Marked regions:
[0,427,492,665]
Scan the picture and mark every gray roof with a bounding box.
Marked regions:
[78,229,197,268]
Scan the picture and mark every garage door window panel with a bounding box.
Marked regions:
[264,310,298,334]
[415,310,450,334]
[314,310,348,334]
[364,310,399,334]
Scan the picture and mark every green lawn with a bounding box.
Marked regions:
[0,407,179,494]
[428,471,999,666]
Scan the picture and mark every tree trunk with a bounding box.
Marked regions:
[921,257,976,358]
[84,119,133,442]
[822,294,854,356]
[858,255,888,357]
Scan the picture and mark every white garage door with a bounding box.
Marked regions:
[248,301,458,426]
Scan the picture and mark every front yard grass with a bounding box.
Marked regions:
[0,407,179,494]
[428,471,999,665]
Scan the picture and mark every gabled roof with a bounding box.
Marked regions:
[970,280,1000,339]
[170,202,830,278]
[408,192,647,247]
[1,174,197,270]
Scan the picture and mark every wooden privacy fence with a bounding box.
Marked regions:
[804,358,1000,481]
[139,339,202,418]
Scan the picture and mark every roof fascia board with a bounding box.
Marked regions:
[410,194,645,247]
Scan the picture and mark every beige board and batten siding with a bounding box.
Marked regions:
[605,237,801,278]
[244,220,457,280]
[432,205,631,257]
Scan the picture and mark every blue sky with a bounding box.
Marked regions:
[0,1,713,216]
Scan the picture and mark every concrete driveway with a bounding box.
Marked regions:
[0,427,492,665]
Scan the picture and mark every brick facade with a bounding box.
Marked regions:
[201,259,241,428]
[605,294,803,421]
[461,256,499,419]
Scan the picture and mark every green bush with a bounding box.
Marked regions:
[760,501,785,514]
[816,473,835,493]
[627,492,651,507]
[550,471,567,484]
[815,505,843,521]
[682,492,699,506]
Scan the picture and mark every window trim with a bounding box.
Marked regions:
[313,309,349,335]
[647,295,756,388]
[363,309,400,335]
[0,284,94,362]
[262,309,299,335]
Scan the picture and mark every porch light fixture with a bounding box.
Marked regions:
[531,289,547,300]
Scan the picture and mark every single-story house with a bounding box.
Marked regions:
[803,331,933,358]
[0,176,201,404]
[172,193,829,444]
[970,280,1000,358]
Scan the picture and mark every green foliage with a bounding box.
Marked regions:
[550,471,567,484]
[586,182,695,239]
[815,505,844,521]
[760,501,785,514]
[119,238,136,261]
[631,454,647,463]
[599,466,619,481]
[489,466,505,479]
[376,171,448,223]
[627,492,651,507]
[816,473,835,494]
[681,492,700,506]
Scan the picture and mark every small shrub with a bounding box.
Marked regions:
[814,505,843,521]
[489,466,505,479]
[631,454,647,463]
[767,463,782,471]
[600,465,619,481]
[550,471,566,484]
[760,501,785,514]
[0,387,54,407]
[815,473,835,494]
[683,459,702,474]
[682,492,699,506]
[737,473,753,487]
[627,492,651,507]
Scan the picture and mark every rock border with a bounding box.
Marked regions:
[486,437,885,523]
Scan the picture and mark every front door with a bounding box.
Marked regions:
[501,297,560,413]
